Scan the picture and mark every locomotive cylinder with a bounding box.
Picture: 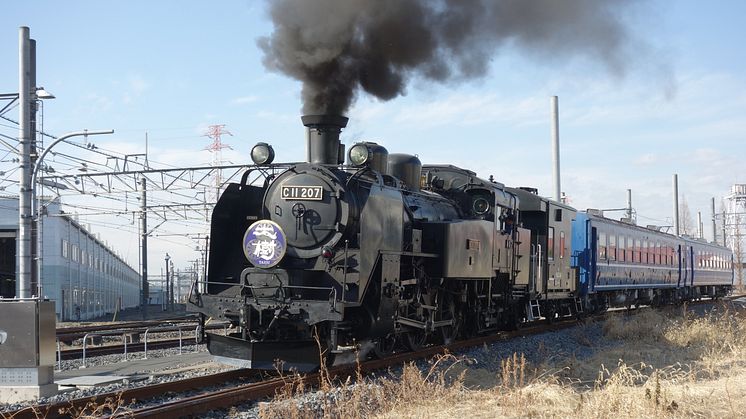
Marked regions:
[302,114,349,165]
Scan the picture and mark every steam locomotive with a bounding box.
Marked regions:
[187,114,734,371]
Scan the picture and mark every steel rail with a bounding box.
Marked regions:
[4,369,264,419]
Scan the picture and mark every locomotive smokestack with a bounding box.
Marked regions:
[302,115,349,165]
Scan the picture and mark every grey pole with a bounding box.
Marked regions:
[626,189,633,222]
[711,197,717,243]
[169,261,174,310]
[140,177,148,320]
[30,38,38,296]
[164,254,170,312]
[550,96,561,202]
[673,174,680,237]
[697,211,703,239]
[18,26,32,298]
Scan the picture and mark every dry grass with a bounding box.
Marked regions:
[258,303,746,419]
[0,393,135,419]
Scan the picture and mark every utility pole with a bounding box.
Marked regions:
[164,253,170,312]
[169,260,174,310]
[672,174,680,237]
[140,177,148,319]
[626,189,633,223]
[711,197,717,243]
[550,96,561,202]
[29,37,38,296]
[18,26,32,298]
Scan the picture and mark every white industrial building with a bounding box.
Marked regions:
[0,196,140,320]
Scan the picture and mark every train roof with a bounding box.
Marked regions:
[421,164,506,189]
[505,186,576,213]
[581,210,731,251]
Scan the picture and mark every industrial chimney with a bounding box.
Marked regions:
[302,115,349,165]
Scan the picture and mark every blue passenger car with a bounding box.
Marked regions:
[572,211,733,310]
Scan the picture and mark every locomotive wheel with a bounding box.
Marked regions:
[545,303,557,324]
[403,329,428,351]
[438,296,461,344]
[373,334,397,359]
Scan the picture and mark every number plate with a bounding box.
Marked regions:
[281,185,323,200]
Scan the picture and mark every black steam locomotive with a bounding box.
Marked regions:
[187,114,733,371]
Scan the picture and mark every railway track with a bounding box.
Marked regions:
[4,369,265,419]
[4,296,739,419]
[57,315,198,333]
[56,316,202,342]
[3,318,580,419]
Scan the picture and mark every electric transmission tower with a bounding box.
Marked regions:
[203,124,233,202]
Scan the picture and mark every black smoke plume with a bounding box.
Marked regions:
[259,0,648,115]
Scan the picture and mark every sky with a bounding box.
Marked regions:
[1,0,745,274]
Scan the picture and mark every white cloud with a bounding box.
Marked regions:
[634,153,658,166]
[231,95,258,105]
[122,75,149,104]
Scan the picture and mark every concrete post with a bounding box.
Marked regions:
[140,177,148,320]
[18,27,32,298]
[673,174,680,237]
[711,197,717,243]
[626,189,633,222]
[550,96,561,202]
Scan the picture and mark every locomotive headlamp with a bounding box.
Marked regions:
[348,143,370,166]
[321,246,335,259]
[251,142,275,165]
[472,197,490,215]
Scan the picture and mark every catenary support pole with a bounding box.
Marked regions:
[711,197,717,243]
[550,96,561,202]
[18,26,32,298]
[140,177,148,320]
[30,38,38,296]
[673,174,680,237]
[626,189,633,222]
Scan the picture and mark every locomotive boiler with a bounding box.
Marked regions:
[187,114,545,370]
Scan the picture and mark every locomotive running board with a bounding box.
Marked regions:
[206,333,322,372]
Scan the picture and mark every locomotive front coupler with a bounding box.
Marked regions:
[259,307,286,342]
